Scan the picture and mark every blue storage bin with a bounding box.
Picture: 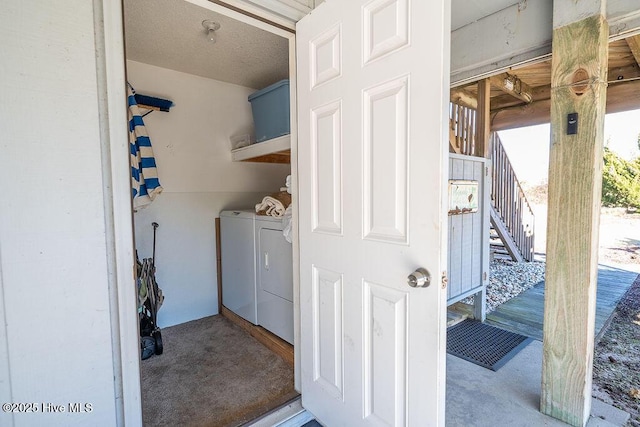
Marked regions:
[248,79,290,143]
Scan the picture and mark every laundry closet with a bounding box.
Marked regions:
[123,0,298,422]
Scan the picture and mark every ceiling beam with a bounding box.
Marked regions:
[626,35,640,66]
[491,62,640,111]
[450,88,477,109]
[491,86,550,111]
[451,0,640,86]
[450,0,553,85]
[491,78,640,131]
[489,73,533,104]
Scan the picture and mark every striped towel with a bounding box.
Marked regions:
[128,83,163,210]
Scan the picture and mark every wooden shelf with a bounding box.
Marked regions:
[231,134,291,163]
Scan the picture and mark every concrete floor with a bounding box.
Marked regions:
[258,339,630,426]
[446,340,630,427]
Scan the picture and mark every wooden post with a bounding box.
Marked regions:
[475,78,491,158]
[215,217,223,314]
[472,78,491,320]
[542,4,608,425]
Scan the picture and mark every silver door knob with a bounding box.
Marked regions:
[407,268,431,288]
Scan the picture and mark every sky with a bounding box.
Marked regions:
[498,109,640,185]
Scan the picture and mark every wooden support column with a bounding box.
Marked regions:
[542,3,609,426]
[473,78,491,321]
[475,78,491,158]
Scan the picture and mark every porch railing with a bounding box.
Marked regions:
[490,132,535,262]
[449,102,477,156]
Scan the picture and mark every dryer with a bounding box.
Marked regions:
[219,210,293,344]
[255,216,293,344]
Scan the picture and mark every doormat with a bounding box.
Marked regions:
[447,319,532,371]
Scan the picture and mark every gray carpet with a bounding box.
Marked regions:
[141,315,297,427]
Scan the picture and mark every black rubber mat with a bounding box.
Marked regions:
[447,319,532,371]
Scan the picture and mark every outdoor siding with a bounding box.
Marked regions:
[448,155,487,303]
[0,1,124,425]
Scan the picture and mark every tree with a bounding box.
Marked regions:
[601,147,640,209]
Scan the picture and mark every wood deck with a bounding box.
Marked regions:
[484,265,638,341]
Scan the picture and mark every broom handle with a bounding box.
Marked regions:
[152,222,159,266]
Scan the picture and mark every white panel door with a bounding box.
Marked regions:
[297,0,451,426]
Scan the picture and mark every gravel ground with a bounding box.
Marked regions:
[485,259,546,312]
[462,259,546,312]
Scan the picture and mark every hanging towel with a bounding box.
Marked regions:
[128,83,163,210]
[285,174,292,194]
[282,205,293,243]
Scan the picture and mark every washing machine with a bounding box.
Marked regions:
[220,210,293,344]
[220,210,258,324]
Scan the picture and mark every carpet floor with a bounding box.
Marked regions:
[141,315,297,427]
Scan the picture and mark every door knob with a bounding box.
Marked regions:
[407,268,431,288]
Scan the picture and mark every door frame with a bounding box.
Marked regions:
[103,1,301,424]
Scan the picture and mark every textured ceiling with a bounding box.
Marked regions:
[123,0,289,90]
[123,0,520,88]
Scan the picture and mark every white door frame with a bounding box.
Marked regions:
[96,1,143,424]
[102,1,301,425]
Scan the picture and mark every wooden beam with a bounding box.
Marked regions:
[215,218,223,314]
[450,87,478,110]
[625,35,640,67]
[490,78,640,131]
[541,12,608,427]
[490,63,640,112]
[476,79,491,158]
[489,73,533,104]
[451,0,640,86]
[491,85,549,111]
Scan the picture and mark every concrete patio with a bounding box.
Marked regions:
[446,340,629,426]
[256,341,630,427]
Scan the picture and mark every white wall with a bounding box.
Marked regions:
[127,61,290,327]
[0,1,134,425]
